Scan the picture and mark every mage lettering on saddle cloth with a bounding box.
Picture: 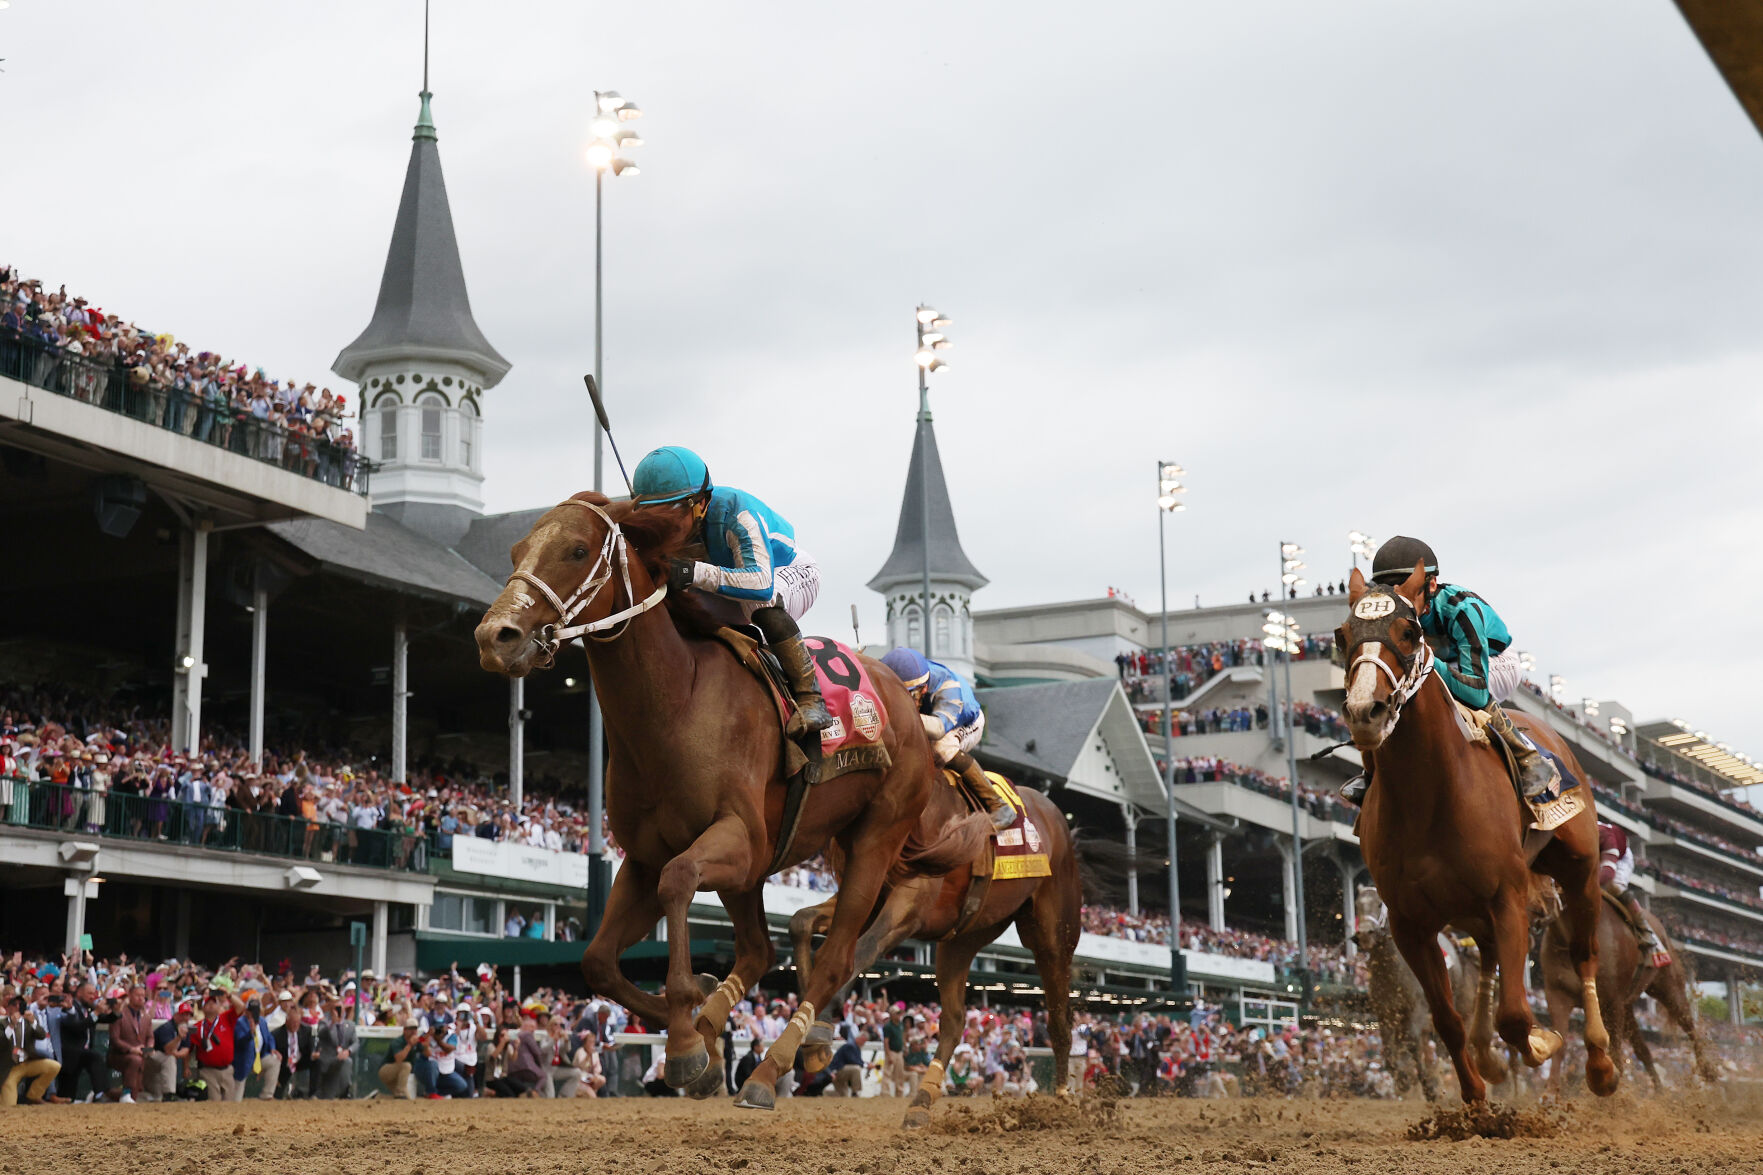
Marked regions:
[945,768,1051,880]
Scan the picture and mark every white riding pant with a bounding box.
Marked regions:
[1609,847,1635,890]
[925,712,985,764]
[733,551,820,622]
[1487,647,1522,704]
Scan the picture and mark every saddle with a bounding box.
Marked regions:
[1452,698,1585,837]
[938,768,1050,940]
[710,625,892,876]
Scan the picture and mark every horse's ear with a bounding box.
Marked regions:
[568,490,611,507]
[1396,559,1427,605]
[1347,567,1367,604]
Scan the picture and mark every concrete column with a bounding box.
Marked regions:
[371,900,389,977]
[1207,833,1227,932]
[64,876,90,957]
[1122,807,1139,917]
[543,902,556,942]
[509,676,525,808]
[171,522,211,753]
[391,620,408,784]
[1733,973,1745,1026]
[248,584,268,765]
[513,965,523,1002]
[1277,840,1298,943]
[1336,852,1359,956]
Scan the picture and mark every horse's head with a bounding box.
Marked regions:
[1352,884,1388,952]
[474,492,693,677]
[1338,561,1433,751]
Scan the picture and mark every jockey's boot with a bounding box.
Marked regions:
[1621,890,1671,966]
[1340,765,1372,806]
[949,751,1016,831]
[752,606,834,737]
[1483,705,1559,799]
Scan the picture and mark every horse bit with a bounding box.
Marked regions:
[503,498,669,666]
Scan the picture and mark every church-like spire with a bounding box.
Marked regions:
[868,418,988,593]
[331,23,508,387]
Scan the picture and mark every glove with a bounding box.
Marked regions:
[666,559,698,595]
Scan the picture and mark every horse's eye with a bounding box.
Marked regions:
[572,546,589,560]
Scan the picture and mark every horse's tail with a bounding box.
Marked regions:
[1065,827,1151,906]
[898,811,991,877]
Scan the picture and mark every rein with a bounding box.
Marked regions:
[505,498,669,663]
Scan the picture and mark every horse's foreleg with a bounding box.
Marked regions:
[1394,921,1483,1104]
[904,935,984,1129]
[579,858,672,1028]
[1559,877,1617,1095]
[804,881,930,1075]
[1541,977,1574,1100]
[1018,879,1080,1102]
[681,886,777,1100]
[655,815,755,1091]
[737,817,905,1110]
[1625,1008,1662,1093]
[1469,946,1510,1084]
[1490,896,1559,1069]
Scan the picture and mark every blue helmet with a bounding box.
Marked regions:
[881,647,931,691]
[632,446,712,504]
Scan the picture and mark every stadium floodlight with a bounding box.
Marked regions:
[1348,531,1376,570]
[1153,457,1190,997]
[917,306,941,324]
[1279,542,1306,591]
[597,90,627,112]
[1518,650,1536,679]
[612,157,640,176]
[617,102,643,121]
[1549,674,1565,701]
[1584,698,1600,719]
[590,115,621,139]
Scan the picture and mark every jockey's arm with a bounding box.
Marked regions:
[1430,587,1511,711]
[922,677,965,736]
[690,503,777,602]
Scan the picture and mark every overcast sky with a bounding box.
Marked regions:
[3,1,1760,759]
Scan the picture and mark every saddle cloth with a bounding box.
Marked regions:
[943,768,1051,881]
[1451,697,1585,832]
[712,628,892,783]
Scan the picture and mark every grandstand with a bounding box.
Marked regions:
[2,78,1756,1038]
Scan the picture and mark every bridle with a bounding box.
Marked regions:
[503,498,669,665]
[1343,587,1436,740]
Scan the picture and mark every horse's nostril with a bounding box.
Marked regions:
[495,625,522,646]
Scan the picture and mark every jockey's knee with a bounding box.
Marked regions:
[750,605,799,644]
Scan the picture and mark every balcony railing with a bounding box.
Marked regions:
[1,779,426,872]
[0,328,373,496]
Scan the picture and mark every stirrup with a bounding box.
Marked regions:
[1340,775,1368,805]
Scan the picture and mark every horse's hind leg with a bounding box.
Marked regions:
[1394,920,1484,1104]
[1541,973,1575,1100]
[787,896,837,986]
[1652,961,1719,1085]
[1625,1008,1662,1092]
[655,814,756,1091]
[802,882,929,1075]
[579,858,672,1029]
[1017,873,1080,1100]
[1557,874,1617,1095]
[904,934,984,1129]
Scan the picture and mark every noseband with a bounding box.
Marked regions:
[504,498,669,665]
[1344,589,1436,737]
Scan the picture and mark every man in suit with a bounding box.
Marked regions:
[55,981,112,1101]
[313,994,357,1099]
[2,994,65,1106]
[106,984,152,1103]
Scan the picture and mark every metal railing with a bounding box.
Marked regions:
[0,328,373,496]
[0,779,426,872]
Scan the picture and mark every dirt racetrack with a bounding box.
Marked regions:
[6,1086,1758,1175]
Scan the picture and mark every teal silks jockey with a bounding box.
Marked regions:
[1341,536,1559,805]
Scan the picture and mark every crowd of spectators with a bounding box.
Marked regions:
[1,950,637,1106]
[0,266,360,490]
[1118,635,1335,706]
[1645,863,1763,915]
[0,687,606,880]
[1660,914,1763,962]
[1076,907,1368,987]
[1158,756,1359,827]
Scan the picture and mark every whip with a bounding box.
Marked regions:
[583,374,634,496]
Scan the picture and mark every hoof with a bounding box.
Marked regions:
[800,1023,836,1074]
[733,1078,776,1111]
[684,1060,726,1100]
[902,1106,931,1130]
[694,973,720,998]
[665,1043,710,1089]
[1524,1028,1563,1067]
[1587,1053,1619,1097]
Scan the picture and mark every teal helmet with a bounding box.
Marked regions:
[632,446,712,504]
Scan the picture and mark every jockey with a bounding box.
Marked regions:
[1342,535,1558,804]
[1600,821,1670,966]
[631,445,832,736]
[879,647,1015,831]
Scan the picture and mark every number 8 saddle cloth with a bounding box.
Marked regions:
[714,628,892,782]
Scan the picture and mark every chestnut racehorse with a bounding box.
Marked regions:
[1341,564,1617,1102]
[1540,893,1718,1093]
[474,494,988,1108]
[785,778,1083,1127]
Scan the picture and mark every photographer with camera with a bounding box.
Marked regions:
[377,1019,427,1099]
